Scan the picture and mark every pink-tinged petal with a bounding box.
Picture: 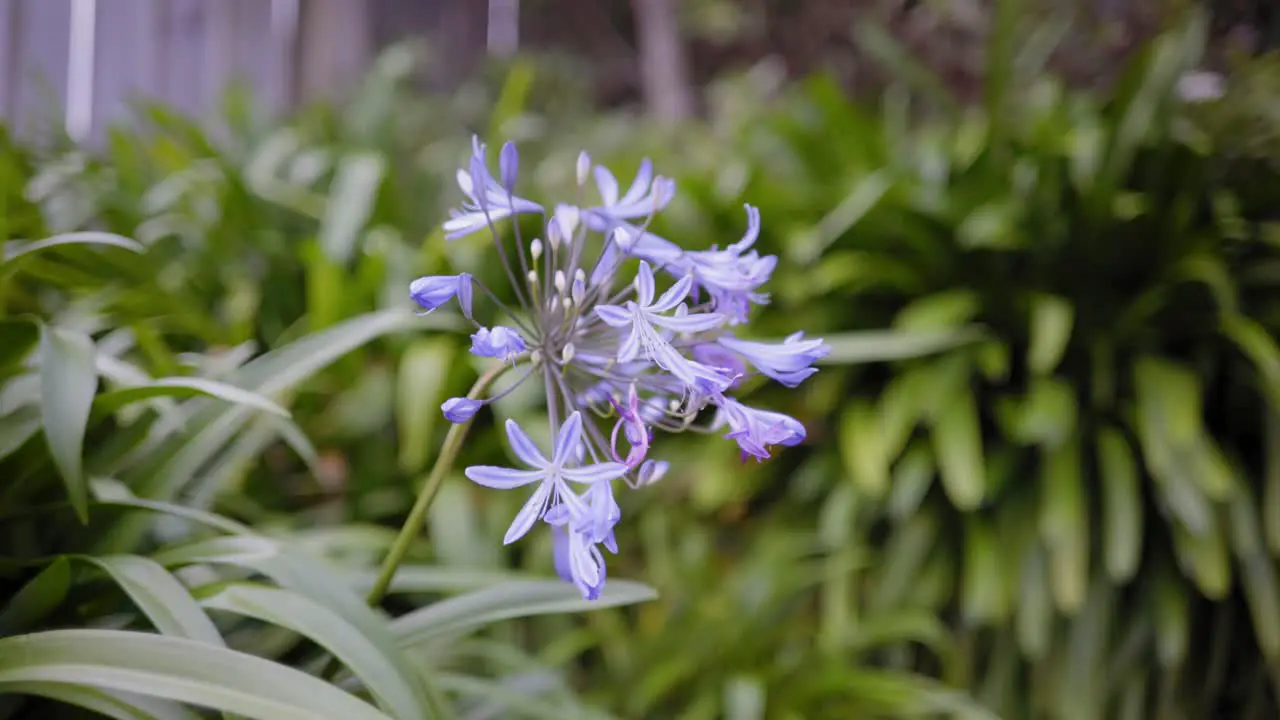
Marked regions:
[503,481,551,544]
[553,412,585,464]
[505,419,548,468]
[650,311,725,334]
[562,462,628,484]
[464,465,545,489]
[635,261,656,306]
[594,304,632,328]
[651,274,693,312]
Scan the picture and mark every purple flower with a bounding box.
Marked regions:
[595,262,731,391]
[714,397,806,461]
[442,138,543,240]
[470,326,527,363]
[464,412,628,545]
[410,274,473,317]
[717,331,830,388]
[429,138,818,599]
[582,159,676,232]
[442,397,482,423]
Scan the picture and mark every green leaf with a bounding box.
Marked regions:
[1015,544,1052,659]
[396,339,456,474]
[153,536,447,713]
[392,580,658,647]
[0,558,71,636]
[79,556,223,646]
[1221,313,1280,408]
[819,328,982,365]
[1039,434,1088,614]
[930,385,985,510]
[200,583,429,720]
[0,406,42,462]
[319,153,385,264]
[1152,567,1189,667]
[0,630,392,720]
[1,681,202,720]
[838,401,887,497]
[0,318,39,369]
[1267,408,1280,554]
[793,170,893,264]
[3,232,144,265]
[893,291,981,332]
[95,378,289,418]
[961,517,1007,624]
[39,325,98,522]
[1027,294,1074,374]
[1098,425,1143,583]
[887,442,934,521]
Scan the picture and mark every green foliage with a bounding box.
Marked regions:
[6,6,1280,718]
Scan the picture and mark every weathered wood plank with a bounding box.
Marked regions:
[90,0,162,142]
[11,0,73,140]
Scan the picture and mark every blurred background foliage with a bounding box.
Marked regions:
[4,1,1280,718]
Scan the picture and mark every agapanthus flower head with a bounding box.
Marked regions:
[410,137,829,599]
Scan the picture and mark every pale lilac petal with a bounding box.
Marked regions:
[505,419,548,468]
[649,312,725,334]
[465,465,545,489]
[562,462,628,484]
[617,159,653,207]
[503,481,551,544]
[553,412,584,464]
[634,261,656,306]
[594,305,632,328]
[616,323,643,363]
[650,274,694,312]
[594,166,619,206]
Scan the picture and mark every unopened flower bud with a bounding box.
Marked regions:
[530,238,543,261]
[561,343,576,363]
[576,152,591,186]
[527,270,538,286]
[554,270,567,293]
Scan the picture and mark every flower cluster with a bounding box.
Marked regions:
[411,137,829,600]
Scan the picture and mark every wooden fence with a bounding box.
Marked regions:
[0,0,490,144]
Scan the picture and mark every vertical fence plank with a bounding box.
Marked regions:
[10,0,72,141]
[297,0,372,104]
[90,0,161,143]
[156,0,210,119]
[0,1,17,119]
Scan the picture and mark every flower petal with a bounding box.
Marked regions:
[503,481,551,544]
[594,166,619,206]
[553,412,585,465]
[634,261,656,306]
[594,304,632,328]
[505,419,548,468]
[464,465,545,489]
[651,273,693,312]
[650,311,725,334]
[562,461,628,484]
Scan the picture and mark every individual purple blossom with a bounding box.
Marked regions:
[442,397,482,423]
[409,274,473,317]
[713,397,807,462]
[442,138,543,240]
[422,137,823,599]
[464,412,628,545]
[716,331,831,388]
[470,326,527,364]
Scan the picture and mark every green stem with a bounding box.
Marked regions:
[364,362,508,608]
